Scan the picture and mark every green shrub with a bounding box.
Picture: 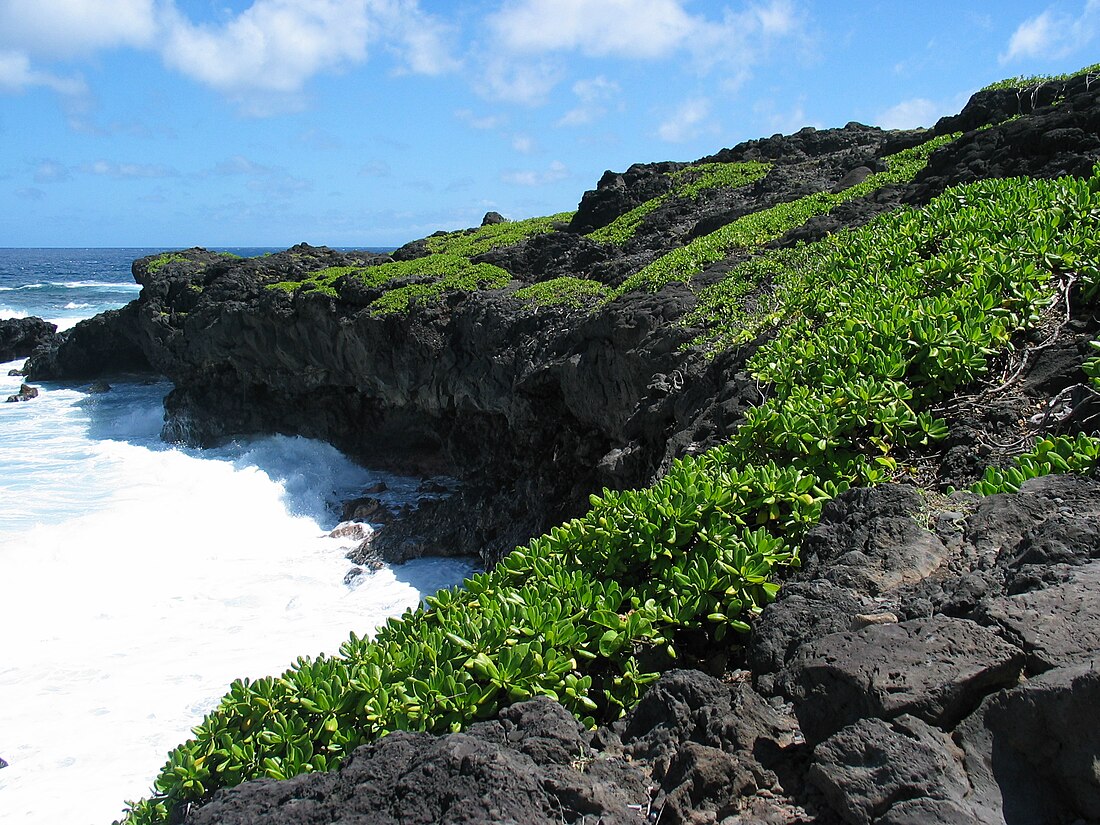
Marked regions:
[357,254,512,314]
[980,62,1100,92]
[588,162,771,246]
[610,133,960,297]
[121,166,1100,825]
[145,253,189,274]
[425,212,575,258]
[513,277,608,308]
[971,435,1100,495]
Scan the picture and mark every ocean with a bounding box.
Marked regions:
[0,249,477,823]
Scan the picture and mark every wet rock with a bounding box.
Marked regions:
[0,755,7,769]
[340,496,393,524]
[328,521,372,541]
[87,380,111,393]
[790,616,1024,745]
[5,383,39,402]
[808,715,971,825]
[8,368,24,376]
[0,316,57,361]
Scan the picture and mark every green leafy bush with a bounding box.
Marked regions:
[145,253,189,274]
[267,257,511,312]
[980,62,1100,92]
[359,255,512,314]
[122,166,1100,825]
[971,435,1100,495]
[425,212,575,258]
[611,133,960,297]
[588,162,772,246]
[513,277,608,308]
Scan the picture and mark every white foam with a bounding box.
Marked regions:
[0,371,476,824]
[0,306,28,319]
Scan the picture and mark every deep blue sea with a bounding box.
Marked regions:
[0,249,474,824]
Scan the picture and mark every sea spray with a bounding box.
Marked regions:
[0,249,475,824]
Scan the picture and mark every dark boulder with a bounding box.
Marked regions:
[5,382,39,402]
[808,715,972,825]
[0,316,57,361]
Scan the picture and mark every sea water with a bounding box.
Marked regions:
[0,250,477,824]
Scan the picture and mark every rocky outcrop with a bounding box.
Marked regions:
[0,316,57,362]
[5,382,39,402]
[179,474,1100,824]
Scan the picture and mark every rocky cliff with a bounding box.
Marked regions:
[22,69,1100,825]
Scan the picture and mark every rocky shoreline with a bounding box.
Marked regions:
[15,71,1100,824]
[181,474,1100,825]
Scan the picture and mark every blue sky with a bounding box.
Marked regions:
[0,0,1097,248]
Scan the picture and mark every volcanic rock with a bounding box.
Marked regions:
[0,316,57,362]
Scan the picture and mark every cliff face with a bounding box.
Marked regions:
[25,71,1100,825]
[27,77,1100,565]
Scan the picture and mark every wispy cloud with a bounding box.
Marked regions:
[1001,0,1100,62]
[877,97,941,129]
[0,0,456,116]
[483,0,804,103]
[81,160,177,179]
[455,108,508,130]
[501,159,569,186]
[556,75,620,126]
[0,49,85,95]
[207,155,311,198]
[657,97,710,142]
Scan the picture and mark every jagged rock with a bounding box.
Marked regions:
[808,715,971,825]
[956,664,1100,825]
[184,699,650,825]
[87,380,111,393]
[340,496,393,524]
[977,562,1100,670]
[7,368,22,376]
[790,616,1024,745]
[328,521,371,541]
[5,382,39,402]
[481,211,506,225]
[0,316,57,361]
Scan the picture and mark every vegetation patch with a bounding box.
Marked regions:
[268,266,367,299]
[610,133,960,298]
[357,254,512,314]
[425,212,575,258]
[122,161,1100,825]
[145,253,190,274]
[588,161,772,246]
[980,62,1100,92]
[513,277,608,309]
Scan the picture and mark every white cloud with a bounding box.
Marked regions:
[877,97,941,130]
[82,160,176,178]
[0,0,157,57]
[657,97,710,142]
[483,0,802,104]
[0,0,455,115]
[455,108,508,130]
[501,159,568,186]
[0,49,85,95]
[491,0,696,58]
[159,1,372,97]
[477,54,562,105]
[556,75,620,126]
[1001,0,1100,62]
[511,134,536,153]
[32,159,69,183]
